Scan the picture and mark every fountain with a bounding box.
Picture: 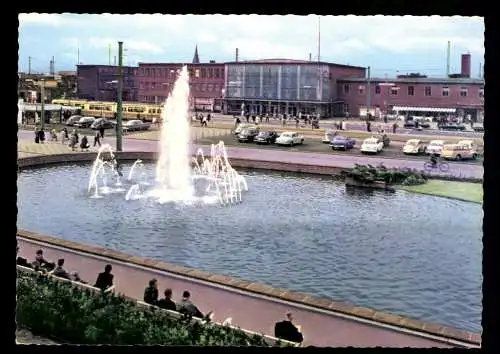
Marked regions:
[87,66,248,206]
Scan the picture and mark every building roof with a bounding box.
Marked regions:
[137,62,223,66]
[338,77,485,85]
[76,64,137,69]
[225,59,365,70]
[192,45,200,64]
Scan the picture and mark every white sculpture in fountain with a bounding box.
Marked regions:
[87,66,248,206]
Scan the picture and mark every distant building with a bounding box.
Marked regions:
[223,59,366,117]
[76,65,138,102]
[338,54,484,121]
[137,46,225,111]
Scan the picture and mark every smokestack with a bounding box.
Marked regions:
[446,41,451,77]
[309,53,312,61]
[235,48,239,62]
[461,53,471,78]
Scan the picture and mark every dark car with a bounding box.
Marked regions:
[372,134,390,147]
[404,119,430,129]
[439,123,466,131]
[254,131,279,145]
[329,136,356,150]
[91,118,115,130]
[238,127,260,143]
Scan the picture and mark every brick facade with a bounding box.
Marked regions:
[337,77,484,119]
[137,63,225,109]
[77,65,139,102]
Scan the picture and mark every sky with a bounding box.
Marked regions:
[18,14,484,79]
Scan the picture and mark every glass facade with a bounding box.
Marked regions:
[226,63,331,102]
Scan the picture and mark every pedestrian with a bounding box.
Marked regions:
[94,131,101,147]
[392,122,397,134]
[99,126,105,139]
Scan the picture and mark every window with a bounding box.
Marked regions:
[343,84,350,94]
[479,88,484,98]
[460,87,468,97]
[209,68,214,78]
[407,86,414,96]
[425,86,432,96]
[391,87,399,96]
[201,68,207,78]
[375,85,381,94]
[145,68,150,76]
[442,87,450,97]
[358,85,365,95]
[215,68,220,78]
[207,84,214,92]
[201,84,207,91]
[195,69,200,78]
[344,103,349,113]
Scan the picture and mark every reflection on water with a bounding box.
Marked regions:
[17,163,483,332]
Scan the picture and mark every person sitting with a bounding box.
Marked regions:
[32,249,55,271]
[80,136,90,151]
[38,129,46,143]
[143,278,159,305]
[16,246,30,268]
[94,264,114,291]
[176,290,205,319]
[274,312,304,344]
[157,288,176,311]
[52,258,70,279]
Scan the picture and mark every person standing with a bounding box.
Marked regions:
[94,130,101,147]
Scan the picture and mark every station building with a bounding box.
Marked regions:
[223,59,366,117]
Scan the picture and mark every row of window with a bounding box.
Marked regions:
[140,82,224,93]
[140,67,223,79]
[344,84,484,98]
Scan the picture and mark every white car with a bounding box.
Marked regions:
[275,132,304,146]
[322,129,336,144]
[403,139,427,155]
[234,123,257,135]
[426,140,445,156]
[360,137,384,154]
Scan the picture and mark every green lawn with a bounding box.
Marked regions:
[399,180,483,204]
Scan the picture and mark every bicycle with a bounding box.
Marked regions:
[424,160,449,172]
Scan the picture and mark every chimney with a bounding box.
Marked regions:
[235,48,239,62]
[461,53,471,78]
[309,53,312,61]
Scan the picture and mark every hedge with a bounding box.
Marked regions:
[16,270,288,346]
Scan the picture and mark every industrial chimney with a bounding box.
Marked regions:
[461,53,471,78]
[235,48,239,62]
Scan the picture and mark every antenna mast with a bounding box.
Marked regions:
[317,16,321,62]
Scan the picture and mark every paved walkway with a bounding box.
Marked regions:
[18,237,455,348]
[17,130,483,179]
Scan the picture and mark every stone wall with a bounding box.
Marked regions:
[16,229,481,347]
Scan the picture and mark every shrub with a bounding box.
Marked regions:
[16,270,286,346]
[341,164,427,186]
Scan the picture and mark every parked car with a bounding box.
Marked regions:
[372,134,390,148]
[441,143,478,161]
[403,139,427,155]
[360,137,384,154]
[123,120,151,132]
[275,132,304,146]
[74,116,96,128]
[254,131,279,145]
[65,115,82,126]
[91,118,115,130]
[234,123,257,135]
[238,127,260,143]
[457,139,480,155]
[426,140,445,156]
[322,129,337,144]
[472,123,484,132]
[330,136,355,151]
[439,123,466,131]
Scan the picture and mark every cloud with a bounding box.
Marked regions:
[19,13,66,27]
[87,37,165,54]
[18,14,484,75]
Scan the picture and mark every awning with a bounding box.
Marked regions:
[61,106,80,111]
[392,106,456,113]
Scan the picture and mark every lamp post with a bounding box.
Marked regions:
[40,79,45,130]
[116,41,124,152]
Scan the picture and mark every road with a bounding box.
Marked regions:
[18,237,457,348]
[17,130,483,179]
[209,115,483,139]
